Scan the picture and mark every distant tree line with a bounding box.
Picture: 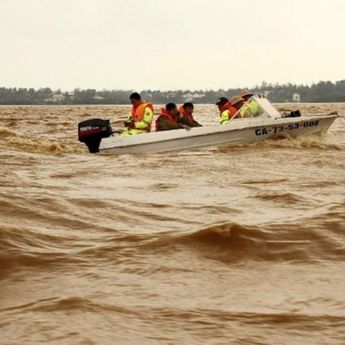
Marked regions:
[0,80,345,105]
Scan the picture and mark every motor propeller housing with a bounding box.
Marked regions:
[78,118,113,153]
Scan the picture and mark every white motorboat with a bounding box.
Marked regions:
[78,97,339,154]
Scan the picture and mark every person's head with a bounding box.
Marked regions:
[230,96,245,110]
[130,92,142,107]
[166,103,178,117]
[215,97,229,111]
[183,102,194,115]
[239,90,253,102]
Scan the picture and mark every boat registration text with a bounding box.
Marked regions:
[255,120,320,136]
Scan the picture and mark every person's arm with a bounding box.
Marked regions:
[220,110,230,125]
[239,103,251,118]
[124,110,137,128]
[157,117,180,131]
[192,120,202,127]
[250,101,263,117]
[134,107,153,130]
[178,116,192,126]
[179,115,201,127]
[240,100,263,118]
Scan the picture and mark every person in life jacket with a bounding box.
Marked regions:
[238,90,262,117]
[121,92,154,136]
[178,102,202,127]
[240,90,253,102]
[230,96,245,112]
[216,97,238,125]
[156,103,191,131]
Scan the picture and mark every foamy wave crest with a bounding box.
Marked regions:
[0,127,83,154]
[0,126,16,137]
[255,134,343,150]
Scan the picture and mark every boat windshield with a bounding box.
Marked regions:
[236,96,282,119]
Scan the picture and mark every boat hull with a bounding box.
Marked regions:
[99,115,338,154]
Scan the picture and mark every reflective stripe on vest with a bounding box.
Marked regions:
[131,101,154,122]
[219,102,237,118]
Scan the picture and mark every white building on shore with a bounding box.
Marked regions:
[292,93,301,103]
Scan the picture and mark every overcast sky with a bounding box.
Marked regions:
[1,0,344,90]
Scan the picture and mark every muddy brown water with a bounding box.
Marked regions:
[1,104,345,345]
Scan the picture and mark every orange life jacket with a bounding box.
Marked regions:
[131,101,154,122]
[178,106,195,124]
[156,108,178,132]
[219,102,238,118]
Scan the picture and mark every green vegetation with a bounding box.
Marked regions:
[0,80,344,105]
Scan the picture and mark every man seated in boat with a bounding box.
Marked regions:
[216,97,239,125]
[178,102,202,127]
[156,103,191,131]
[230,96,246,114]
[238,90,263,117]
[122,92,154,136]
[240,90,253,103]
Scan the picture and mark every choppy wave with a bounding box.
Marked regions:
[2,200,344,276]
[0,126,16,137]
[0,126,83,154]
[163,212,345,263]
[253,134,343,150]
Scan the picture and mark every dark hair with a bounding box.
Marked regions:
[216,97,229,106]
[183,102,194,108]
[166,103,177,111]
[129,92,141,101]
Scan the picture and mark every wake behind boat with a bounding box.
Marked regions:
[78,97,339,154]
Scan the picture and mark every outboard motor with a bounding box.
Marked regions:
[282,110,301,118]
[78,118,113,153]
[289,110,301,117]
